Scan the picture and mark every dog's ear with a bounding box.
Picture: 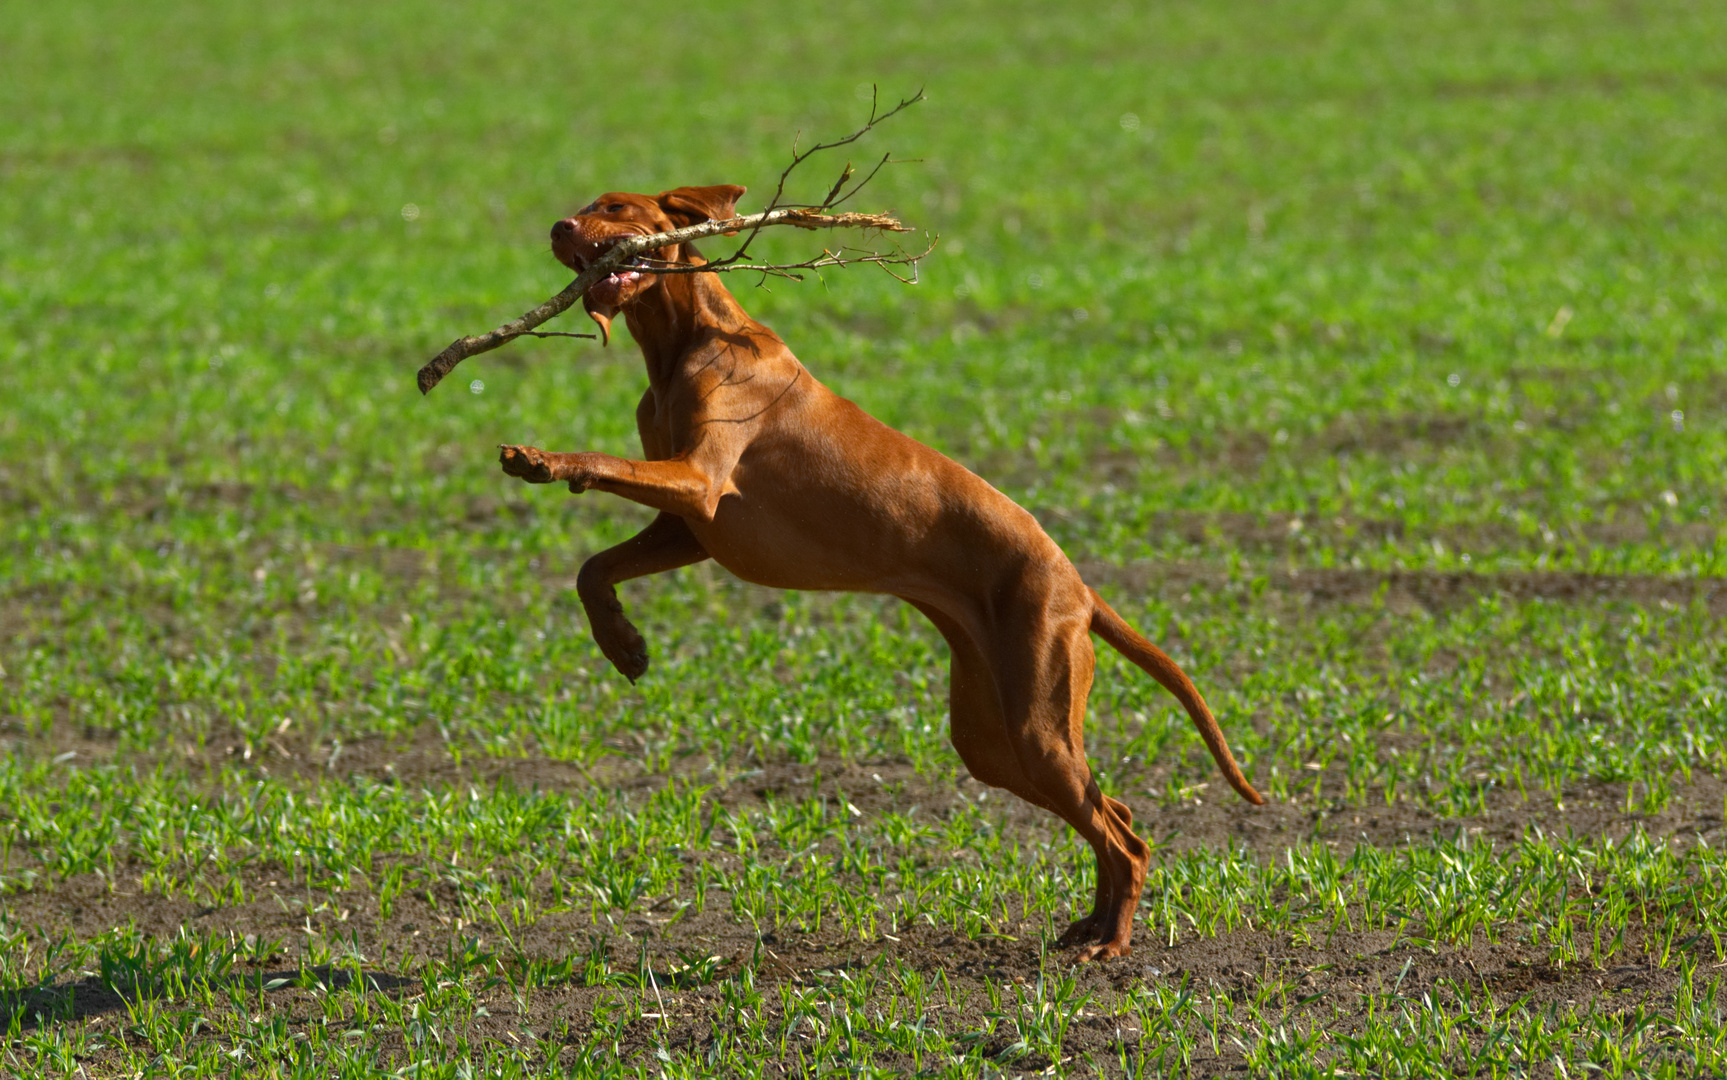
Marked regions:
[656,185,747,231]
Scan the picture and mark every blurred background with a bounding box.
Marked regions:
[5,0,1720,572]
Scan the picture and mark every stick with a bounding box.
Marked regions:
[415,209,912,395]
[418,87,927,395]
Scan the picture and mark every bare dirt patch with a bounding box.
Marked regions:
[1080,559,1727,618]
[4,841,1704,1075]
[7,715,1724,1074]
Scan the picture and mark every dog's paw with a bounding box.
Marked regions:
[498,445,556,483]
[1073,940,1133,963]
[602,631,649,683]
[592,614,650,682]
[1057,913,1134,961]
[611,642,649,684]
[1056,914,1105,950]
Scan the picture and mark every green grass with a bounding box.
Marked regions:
[4,0,1727,1075]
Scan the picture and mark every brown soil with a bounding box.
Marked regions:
[3,894,1692,1075]
[5,744,1722,1074]
[1080,559,1727,618]
[5,471,1720,1071]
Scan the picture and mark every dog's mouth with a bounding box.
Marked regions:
[553,229,662,345]
[582,253,655,346]
[582,253,650,306]
[551,209,688,345]
[552,217,657,286]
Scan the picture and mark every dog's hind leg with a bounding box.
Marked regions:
[576,512,710,681]
[977,596,1150,961]
[911,601,1054,813]
[914,598,1144,958]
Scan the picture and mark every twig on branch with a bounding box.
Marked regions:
[763,86,924,213]
[634,235,936,282]
[416,209,920,393]
[417,88,929,396]
[728,86,924,268]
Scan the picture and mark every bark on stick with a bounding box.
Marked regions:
[416,209,909,395]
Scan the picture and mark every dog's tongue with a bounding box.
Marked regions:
[581,269,644,347]
[583,290,617,347]
[587,307,613,346]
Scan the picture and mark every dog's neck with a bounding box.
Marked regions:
[621,249,759,390]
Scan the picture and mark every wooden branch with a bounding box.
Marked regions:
[760,87,924,214]
[634,234,937,281]
[416,210,911,394]
[417,87,927,395]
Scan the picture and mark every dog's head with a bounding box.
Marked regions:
[550,185,746,343]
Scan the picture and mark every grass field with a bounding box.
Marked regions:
[4,0,1726,1074]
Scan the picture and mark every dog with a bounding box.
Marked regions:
[498,184,1264,960]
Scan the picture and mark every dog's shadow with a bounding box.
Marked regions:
[1,965,418,1031]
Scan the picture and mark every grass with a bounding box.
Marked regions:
[4,0,1726,1074]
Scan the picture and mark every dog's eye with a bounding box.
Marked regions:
[606,203,625,212]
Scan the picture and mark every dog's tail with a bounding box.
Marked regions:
[1088,588,1265,806]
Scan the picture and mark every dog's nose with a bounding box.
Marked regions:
[550,217,596,270]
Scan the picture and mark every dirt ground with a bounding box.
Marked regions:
[7,736,1723,1073]
[5,559,1723,1072]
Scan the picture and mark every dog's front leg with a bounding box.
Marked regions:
[498,445,735,522]
[575,513,709,681]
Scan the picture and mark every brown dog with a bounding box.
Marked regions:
[498,184,1264,960]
